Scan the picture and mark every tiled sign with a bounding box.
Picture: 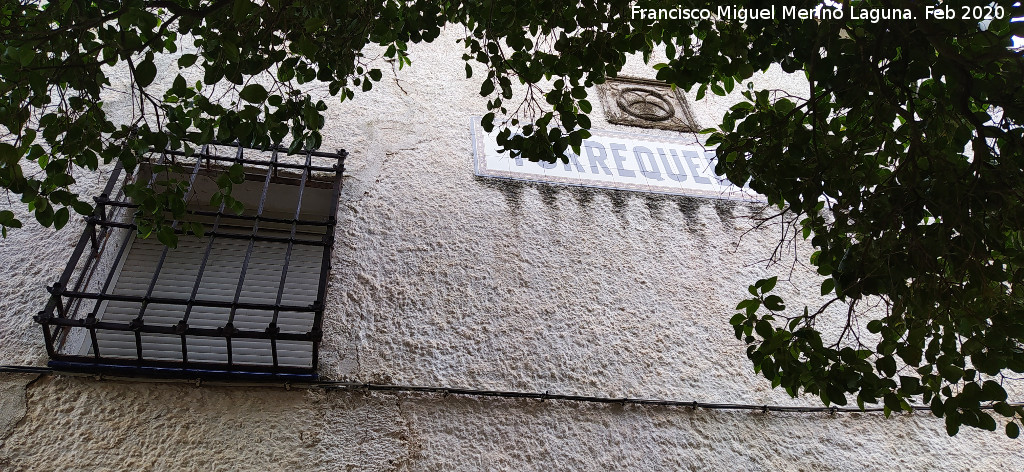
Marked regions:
[470,117,764,202]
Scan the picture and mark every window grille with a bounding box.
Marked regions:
[35,143,345,380]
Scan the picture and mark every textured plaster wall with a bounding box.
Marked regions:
[1,27,1022,470]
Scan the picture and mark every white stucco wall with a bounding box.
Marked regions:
[1,27,1022,470]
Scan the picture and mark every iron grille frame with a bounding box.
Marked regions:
[34,142,346,380]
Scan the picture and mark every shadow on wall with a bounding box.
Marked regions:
[475,176,745,232]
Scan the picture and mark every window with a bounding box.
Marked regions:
[35,144,345,380]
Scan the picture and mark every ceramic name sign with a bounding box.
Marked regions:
[470,117,763,202]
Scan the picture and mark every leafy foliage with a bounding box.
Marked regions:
[1,0,432,235]
[2,0,1022,436]
[702,2,1024,437]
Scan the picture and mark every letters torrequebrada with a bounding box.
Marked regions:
[471,117,763,203]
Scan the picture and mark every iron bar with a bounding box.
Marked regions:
[269,151,310,368]
[63,221,115,343]
[132,153,207,362]
[81,219,329,246]
[94,159,126,221]
[89,200,331,228]
[43,318,314,341]
[310,151,346,370]
[46,360,315,378]
[154,147,338,173]
[224,146,277,366]
[40,324,55,357]
[177,144,226,364]
[55,291,316,313]
[83,224,137,358]
[88,152,171,359]
[37,159,128,357]
[164,140,345,159]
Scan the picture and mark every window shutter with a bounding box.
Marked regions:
[83,222,323,368]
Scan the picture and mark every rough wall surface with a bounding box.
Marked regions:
[1,28,1022,470]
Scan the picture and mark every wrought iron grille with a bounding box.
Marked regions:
[35,143,345,380]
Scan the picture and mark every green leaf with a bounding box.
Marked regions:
[157,225,178,248]
[866,320,883,333]
[763,295,785,311]
[579,99,592,114]
[776,99,795,114]
[0,210,21,228]
[16,47,35,66]
[993,402,1014,417]
[820,278,835,295]
[135,59,157,87]
[977,412,997,432]
[53,207,70,230]
[480,79,495,96]
[228,163,245,184]
[178,54,198,68]
[981,380,1007,402]
[230,198,245,215]
[1008,422,1020,439]
[876,356,897,377]
[239,84,269,103]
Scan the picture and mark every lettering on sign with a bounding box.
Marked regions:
[470,117,763,202]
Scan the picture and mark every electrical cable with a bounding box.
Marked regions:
[3,364,1021,415]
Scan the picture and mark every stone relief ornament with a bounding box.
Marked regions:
[597,77,699,132]
[616,87,675,121]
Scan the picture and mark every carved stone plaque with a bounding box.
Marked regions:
[596,77,699,132]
